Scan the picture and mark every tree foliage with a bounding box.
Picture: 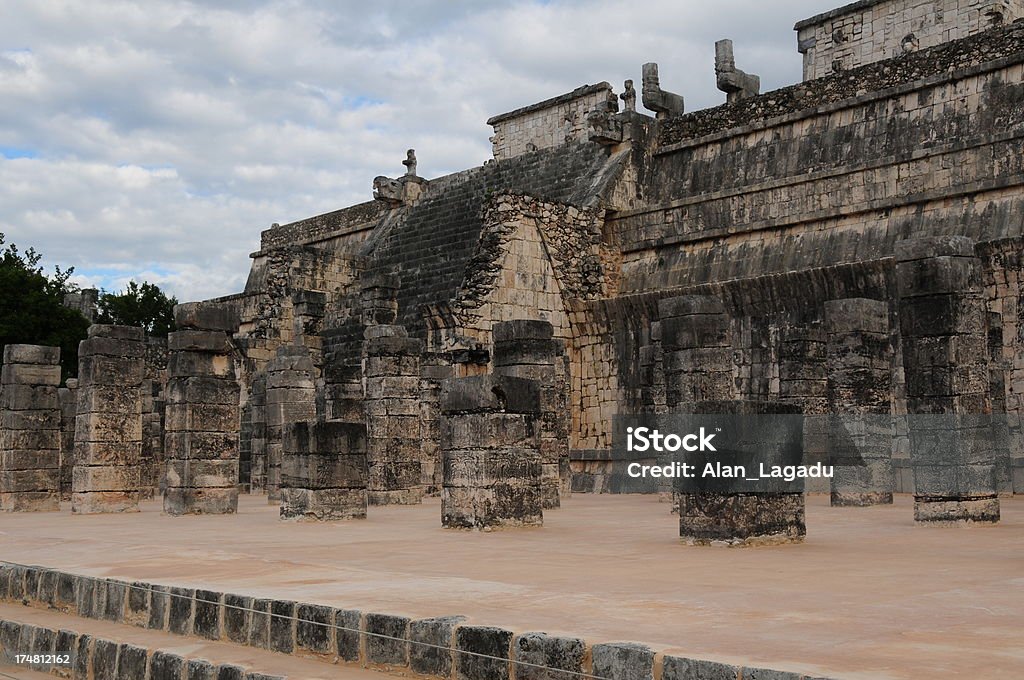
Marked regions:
[0,232,90,379]
[96,280,178,337]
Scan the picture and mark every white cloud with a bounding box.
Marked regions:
[0,0,838,301]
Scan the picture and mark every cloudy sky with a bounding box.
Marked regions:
[0,0,836,302]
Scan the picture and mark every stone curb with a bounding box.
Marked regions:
[0,563,836,680]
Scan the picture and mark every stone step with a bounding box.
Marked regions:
[0,603,390,680]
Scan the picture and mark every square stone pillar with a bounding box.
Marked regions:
[0,344,61,512]
[280,420,367,520]
[896,236,999,524]
[492,319,570,509]
[163,329,240,515]
[440,375,543,529]
[658,296,734,405]
[264,346,316,502]
[673,400,806,546]
[824,298,895,506]
[72,326,145,514]
[248,374,267,491]
[58,378,78,501]
[364,325,423,505]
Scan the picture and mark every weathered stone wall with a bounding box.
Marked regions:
[142,337,167,497]
[0,345,61,512]
[487,83,615,161]
[620,56,1024,294]
[58,378,77,501]
[72,326,145,514]
[796,0,1023,81]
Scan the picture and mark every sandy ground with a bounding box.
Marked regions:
[1,493,1022,679]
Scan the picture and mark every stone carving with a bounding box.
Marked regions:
[373,176,404,205]
[403,149,417,177]
[641,62,684,119]
[715,39,760,103]
[280,420,368,521]
[620,79,636,113]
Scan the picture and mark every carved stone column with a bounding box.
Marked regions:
[896,236,999,524]
[492,320,569,509]
[440,375,543,530]
[0,344,62,512]
[364,325,423,505]
[825,298,895,506]
[72,326,144,514]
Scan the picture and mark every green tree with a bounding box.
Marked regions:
[0,232,90,379]
[96,280,177,337]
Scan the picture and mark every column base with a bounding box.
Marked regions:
[914,496,1000,524]
[163,487,238,515]
[280,488,367,520]
[830,491,894,507]
[71,491,140,514]
[679,493,806,547]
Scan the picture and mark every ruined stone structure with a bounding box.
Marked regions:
[440,375,544,530]
[163,308,239,515]
[0,345,61,512]
[3,0,1024,540]
[72,326,144,514]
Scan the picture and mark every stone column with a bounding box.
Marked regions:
[264,347,316,502]
[164,329,239,515]
[364,325,423,505]
[280,421,368,520]
[58,378,78,501]
[141,379,165,498]
[440,375,543,529]
[492,320,569,509]
[72,326,145,514]
[778,324,829,493]
[420,358,454,495]
[248,375,267,491]
[896,236,999,523]
[658,296,734,405]
[0,344,61,512]
[824,298,895,506]
[673,401,805,546]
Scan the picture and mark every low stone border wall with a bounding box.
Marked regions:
[0,617,284,680]
[0,562,834,680]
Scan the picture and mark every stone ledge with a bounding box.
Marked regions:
[0,562,833,680]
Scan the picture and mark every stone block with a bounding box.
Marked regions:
[102,580,127,622]
[440,375,540,414]
[2,344,60,365]
[455,626,513,680]
[1,363,61,386]
[216,665,245,680]
[116,644,149,680]
[248,599,271,649]
[662,656,740,680]
[77,355,143,386]
[90,637,118,680]
[194,589,222,639]
[410,615,464,677]
[591,643,655,680]
[125,581,149,626]
[173,302,240,332]
[223,593,253,644]
[679,493,806,546]
[168,587,195,635]
[296,603,334,656]
[150,651,185,680]
[365,612,410,666]
[88,325,145,342]
[148,585,170,630]
[79,336,145,359]
[269,599,296,654]
[513,632,586,680]
[168,330,232,353]
[335,608,362,662]
[188,659,216,680]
